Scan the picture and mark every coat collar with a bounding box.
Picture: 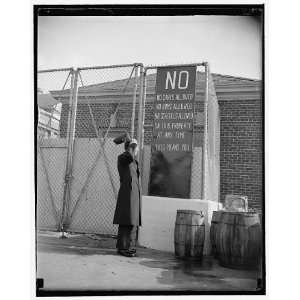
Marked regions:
[124,151,138,164]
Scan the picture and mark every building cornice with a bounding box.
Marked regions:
[53,88,262,105]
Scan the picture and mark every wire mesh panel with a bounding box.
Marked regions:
[37,69,73,139]
[37,145,57,230]
[141,145,151,194]
[204,72,220,202]
[191,66,207,199]
[190,147,203,198]
[67,139,123,235]
[37,139,68,230]
[62,64,142,236]
[37,69,73,230]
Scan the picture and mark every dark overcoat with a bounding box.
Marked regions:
[113,151,142,226]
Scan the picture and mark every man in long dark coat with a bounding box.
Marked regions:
[113,137,142,257]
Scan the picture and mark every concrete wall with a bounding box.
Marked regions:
[139,196,222,255]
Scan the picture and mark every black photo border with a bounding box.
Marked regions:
[34,4,265,297]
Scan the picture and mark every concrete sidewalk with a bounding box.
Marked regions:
[37,230,260,292]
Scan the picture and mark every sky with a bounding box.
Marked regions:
[38,15,262,80]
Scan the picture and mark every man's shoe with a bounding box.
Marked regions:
[117,249,136,257]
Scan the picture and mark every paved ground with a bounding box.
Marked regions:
[37,230,261,292]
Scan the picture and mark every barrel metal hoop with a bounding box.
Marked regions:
[175,223,205,226]
[177,210,204,215]
[174,242,204,245]
[218,222,260,227]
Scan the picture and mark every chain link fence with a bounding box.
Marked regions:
[36,62,220,235]
[37,68,73,230]
[37,64,143,236]
[66,64,142,236]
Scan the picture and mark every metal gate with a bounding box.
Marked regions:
[37,63,144,236]
[64,64,144,235]
[37,62,219,235]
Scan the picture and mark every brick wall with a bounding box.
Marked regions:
[60,96,263,211]
[219,99,263,211]
[60,102,139,139]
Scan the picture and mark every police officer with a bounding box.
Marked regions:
[113,134,141,257]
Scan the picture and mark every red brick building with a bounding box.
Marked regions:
[52,72,263,211]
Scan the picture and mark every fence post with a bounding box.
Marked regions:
[131,65,139,138]
[138,68,147,180]
[201,62,209,200]
[137,65,144,164]
[59,68,79,231]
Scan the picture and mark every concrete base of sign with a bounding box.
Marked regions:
[139,196,223,256]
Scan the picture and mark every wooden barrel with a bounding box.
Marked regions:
[210,211,224,257]
[216,211,261,269]
[174,210,205,259]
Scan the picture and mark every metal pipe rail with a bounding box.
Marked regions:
[38,67,74,73]
[78,63,143,71]
[144,62,206,72]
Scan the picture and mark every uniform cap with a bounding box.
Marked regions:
[129,138,138,146]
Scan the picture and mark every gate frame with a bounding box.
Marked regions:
[59,68,78,231]
[59,63,144,233]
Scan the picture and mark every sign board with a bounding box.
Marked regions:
[148,66,197,198]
